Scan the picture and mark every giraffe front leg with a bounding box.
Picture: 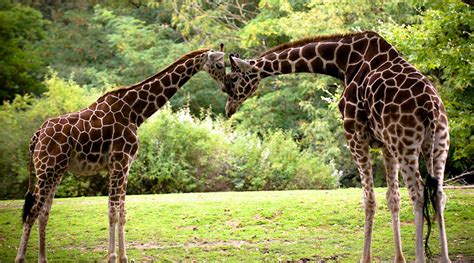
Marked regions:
[118,196,128,263]
[118,177,129,263]
[382,148,405,263]
[108,154,132,263]
[108,193,118,263]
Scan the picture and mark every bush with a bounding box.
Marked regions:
[129,107,338,194]
[129,106,233,194]
[0,73,97,198]
[229,131,338,191]
[0,74,339,199]
[128,107,339,194]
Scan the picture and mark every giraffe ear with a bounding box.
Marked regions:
[230,56,253,72]
[208,51,224,62]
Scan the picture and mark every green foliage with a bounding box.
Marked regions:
[230,0,472,182]
[1,0,471,197]
[237,0,417,53]
[381,0,472,92]
[0,73,97,198]
[230,81,307,136]
[170,1,257,49]
[229,130,338,190]
[380,0,473,174]
[0,72,337,199]
[231,75,360,186]
[130,106,233,194]
[39,5,226,114]
[129,106,337,195]
[0,0,47,102]
[41,6,184,89]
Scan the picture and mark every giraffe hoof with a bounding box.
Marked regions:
[108,253,117,263]
[120,255,128,263]
[14,256,25,263]
[394,255,406,263]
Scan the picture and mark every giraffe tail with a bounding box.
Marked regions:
[422,102,440,259]
[22,131,39,224]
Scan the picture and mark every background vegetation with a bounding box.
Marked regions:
[0,0,472,199]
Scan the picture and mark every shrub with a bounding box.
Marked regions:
[129,108,339,194]
[228,130,338,191]
[0,75,339,199]
[0,73,98,198]
[128,106,233,194]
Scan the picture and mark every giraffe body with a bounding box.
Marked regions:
[222,31,450,262]
[16,48,225,263]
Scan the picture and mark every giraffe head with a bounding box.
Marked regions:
[204,43,226,90]
[222,53,261,117]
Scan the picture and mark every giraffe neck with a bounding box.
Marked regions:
[252,31,398,83]
[94,50,209,126]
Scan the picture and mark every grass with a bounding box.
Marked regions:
[0,188,473,262]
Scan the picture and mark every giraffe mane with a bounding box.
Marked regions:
[258,31,380,58]
[97,48,211,101]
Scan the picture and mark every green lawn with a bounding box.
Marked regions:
[0,188,472,262]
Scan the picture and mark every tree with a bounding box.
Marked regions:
[380,0,473,176]
[0,0,47,103]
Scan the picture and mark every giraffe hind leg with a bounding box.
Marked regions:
[16,189,41,262]
[382,147,406,262]
[398,150,425,263]
[344,130,375,263]
[16,171,62,263]
[38,186,59,263]
[16,216,33,263]
[422,134,450,262]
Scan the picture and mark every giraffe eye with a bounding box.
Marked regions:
[221,85,228,93]
[231,76,239,82]
[216,63,223,69]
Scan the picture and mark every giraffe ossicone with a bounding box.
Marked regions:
[221,31,450,263]
[15,47,226,263]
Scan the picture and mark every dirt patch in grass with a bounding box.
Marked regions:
[176,225,199,231]
[82,237,325,252]
[226,219,242,229]
[400,219,415,226]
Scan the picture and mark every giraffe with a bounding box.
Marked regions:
[15,47,226,263]
[220,31,450,262]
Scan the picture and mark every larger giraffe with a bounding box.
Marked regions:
[220,31,450,262]
[15,47,226,263]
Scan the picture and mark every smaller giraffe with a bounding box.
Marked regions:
[16,46,226,263]
[220,32,450,262]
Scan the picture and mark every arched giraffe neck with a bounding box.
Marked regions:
[254,42,345,80]
[93,50,209,126]
[128,52,206,122]
[252,31,397,83]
